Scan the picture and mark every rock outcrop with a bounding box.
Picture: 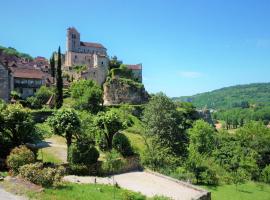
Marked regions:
[103,78,149,105]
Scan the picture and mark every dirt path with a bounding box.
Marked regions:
[0,187,27,200]
[36,135,67,163]
[64,171,208,200]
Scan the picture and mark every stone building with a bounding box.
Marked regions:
[64,27,109,85]
[126,64,143,82]
[0,62,11,101]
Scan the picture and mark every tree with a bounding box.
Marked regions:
[95,110,125,150]
[48,108,81,154]
[70,79,103,113]
[2,104,40,147]
[50,53,55,81]
[55,46,63,109]
[232,169,249,190]
[108,56,122,70]
[143,93,188,157]
[188,120,216,155]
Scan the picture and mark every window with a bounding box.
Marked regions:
[75,55,77,59]
[101,61,104,65]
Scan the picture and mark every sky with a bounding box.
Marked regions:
[1,0,270,97]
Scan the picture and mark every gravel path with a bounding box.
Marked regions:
[64,171,206,200]
[0,187,27,200]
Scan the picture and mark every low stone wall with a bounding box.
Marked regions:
[145,170,211,200]
[118,155,142,173]
[31,110,53,123]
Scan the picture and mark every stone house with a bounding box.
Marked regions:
[0,61,11,101]
[126,64,143,82]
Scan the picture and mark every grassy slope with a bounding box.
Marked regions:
[202,182,270,200]
[174,82,270,109]
[29,183,146,200]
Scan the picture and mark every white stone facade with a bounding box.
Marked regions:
[65,27,109,85]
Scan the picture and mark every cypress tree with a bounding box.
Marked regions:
[50,53,55,81]
[55,46,63,108]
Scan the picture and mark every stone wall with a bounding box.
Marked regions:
[0,63,10,101]
[103,78,149,105]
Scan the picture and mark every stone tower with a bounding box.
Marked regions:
[66,27,80,52]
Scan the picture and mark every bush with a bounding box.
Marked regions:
[6,146,36,175]
[19,162,65,187]
[68,141,99,165]
[261,165,270,183]
[112,133,133,157]
[122,191,146,200]
[68,164,89,176]
[102,150,124,175]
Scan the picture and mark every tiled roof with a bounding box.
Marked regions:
[11,67,45,79]
[126,64,142,70]
[80,41,105,49]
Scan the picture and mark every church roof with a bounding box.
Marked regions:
[80,41,105,49]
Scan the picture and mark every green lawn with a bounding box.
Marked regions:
[202,182,270,200]
[28,183,160,200]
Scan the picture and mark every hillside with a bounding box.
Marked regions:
[173,83,270,110]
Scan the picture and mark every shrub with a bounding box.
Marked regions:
[6,146,36,175]
[112,133,133,157]
[122,191,146,200]
[261,165,270,183]
[68,164,89,176]
[68,141,99,165]
[102,150,124,175]
[19,162,65,187]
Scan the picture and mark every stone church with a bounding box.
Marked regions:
[64,27,109,85]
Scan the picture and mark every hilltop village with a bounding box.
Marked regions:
[0,27,148,105]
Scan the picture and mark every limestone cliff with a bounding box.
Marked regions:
[103,78,149,105]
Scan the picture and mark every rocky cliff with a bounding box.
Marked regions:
[103,78,149,105]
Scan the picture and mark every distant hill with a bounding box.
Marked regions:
[0,45,33,61]
[173,83,270,110]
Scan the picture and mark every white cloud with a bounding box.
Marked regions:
[178,71,204,78]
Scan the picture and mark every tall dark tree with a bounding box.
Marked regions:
[50,53,55,81]
[55,46,63,108]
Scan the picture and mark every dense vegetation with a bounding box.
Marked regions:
[174,83,270,109]
[0,45,33,60]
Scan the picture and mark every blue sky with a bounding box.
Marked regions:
[1,0,270,97]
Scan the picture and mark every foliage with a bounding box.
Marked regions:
[19,162,65,187]
[95,110,125,150]
[143,93,188,158]
[188,120,216,155]
[112,133,134,157]
[110,64,135,81]
[102,149,124,174]
[68,164,89,176]
[70,79,103,113]
[6,145,35,175]
[55,46,63,108]
[232,168,249,190]
[109,56,123,70]
[10,90,20,100]
[68,140,99,165]
[261,165,270,183]
[174,83,270,109]
[2,103,41,147]
[26,86,53,109]
[48,108,81,150]
[50,53,55,78]
[0,46,33,60]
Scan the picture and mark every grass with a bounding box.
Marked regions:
[31,183,146,200]
[37,148,62,164]
[124,131,146,155]
[201,182,270,200]
[0,171,8,177]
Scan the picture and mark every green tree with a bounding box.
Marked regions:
[95,110,125,150]
[188,120,216,155]
[70,79,103,113]
[48,108,81,153]
[232,169,249,190]
[2,104,40,146]
[109,56,122,70]
[50,53,55,80]
[143,93,187,157]
[55,46,63,109]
